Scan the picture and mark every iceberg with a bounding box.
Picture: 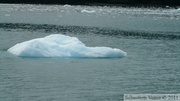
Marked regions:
[8,34,127,58]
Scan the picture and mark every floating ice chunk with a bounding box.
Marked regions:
[8,34,126,58]
[177,8,180,11]
[63,4,71,8]
[81,9,96,13]
[165,6,169,8]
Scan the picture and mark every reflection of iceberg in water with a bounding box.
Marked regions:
[8,34,127,58]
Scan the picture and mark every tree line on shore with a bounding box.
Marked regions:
[0,0,180,6]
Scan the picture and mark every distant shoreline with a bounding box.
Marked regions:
[0,2,180,8]
[85,3,180,8]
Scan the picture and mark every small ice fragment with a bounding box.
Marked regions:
[81,9,96,13]
[63,4,71,8]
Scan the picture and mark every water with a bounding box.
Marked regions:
[0,4,180,101]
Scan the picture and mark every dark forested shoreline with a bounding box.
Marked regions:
[0,0,180,6]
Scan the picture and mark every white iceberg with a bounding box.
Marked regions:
[8,34,126,58]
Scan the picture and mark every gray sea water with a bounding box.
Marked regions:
[0,4,180,101]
